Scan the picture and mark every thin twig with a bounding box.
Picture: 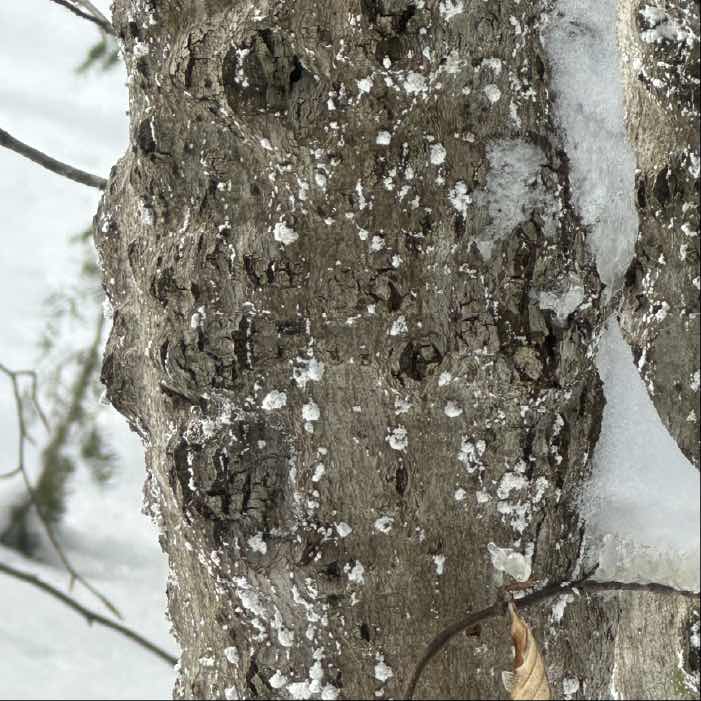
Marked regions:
[0,362,121,618]
[48,0,115,35]
[0,128,107,190]
[403,574,700,699]
[0,560,176,666]
[0,467,22,480]
[72,0,114,31]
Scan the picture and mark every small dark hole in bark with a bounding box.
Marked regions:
[289,56,303,86]
[136,118,155,154]
[324,561,341,578]
[388,281,403,311]
[636,177,647,209]
[534,54,545,81]
[653,166,671,205]
[360,622,371,641]
[395,463,408,495]
[454,213,466,240]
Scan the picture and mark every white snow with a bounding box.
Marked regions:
[539,282,585,325]
[582,321,700,591]
[487,543,532,582]
[543,0,638,294]
[473,140,561,257]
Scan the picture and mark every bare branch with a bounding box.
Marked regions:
[403,574,700,699]
[0,362,121,618]
[48,0,115,35]
[0,128,107,190]
[0,560,177,667]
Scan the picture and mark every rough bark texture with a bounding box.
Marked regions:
[96,1,698,699]
[619,0,700,469]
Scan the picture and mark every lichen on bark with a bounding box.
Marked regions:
[95,0,698,698]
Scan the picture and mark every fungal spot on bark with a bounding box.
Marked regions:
[395,463,409,495]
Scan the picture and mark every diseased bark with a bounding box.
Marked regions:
[96,1,698,699]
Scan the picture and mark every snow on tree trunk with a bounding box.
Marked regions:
[618,0,700,470]
[96,1,698,698]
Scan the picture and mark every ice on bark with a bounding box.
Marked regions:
[473,140,561,259]
[543,0,638,295]
[582,321,700,591]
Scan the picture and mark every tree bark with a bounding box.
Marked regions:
[618,0,700,470]
[96,1,698,698]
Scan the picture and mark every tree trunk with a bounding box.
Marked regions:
[96,1,698,698]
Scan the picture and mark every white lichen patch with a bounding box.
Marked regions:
[373,515,394,533]
[273,221,298,245]
[247,532,267,554]
[387,426,408,451]
[374,654,394,682]
[376,130,392,145]
[345,560,365,584]
[293,356,324,389]
[448,180,472,217]
[444,400,463,418]
[458,438,486,473]
[262,390,287,411]
[389,315,408,336]
[224,646,240,665]
[430,143,447,165]
[439,0,464,20]
[483,84,502,103]
[433,554,446,575]
[335,522,352,538]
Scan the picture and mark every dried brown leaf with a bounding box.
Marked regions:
[502,601,551,700]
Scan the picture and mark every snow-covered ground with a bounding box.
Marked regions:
[0,2,176,698]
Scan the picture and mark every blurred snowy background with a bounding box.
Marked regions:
[0,2,176,698]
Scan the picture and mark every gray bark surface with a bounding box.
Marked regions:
[619,0,700,469]
[96,1,699,698]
